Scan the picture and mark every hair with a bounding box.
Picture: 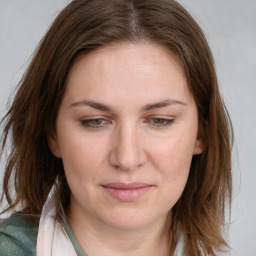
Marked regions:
[0,0,233,255]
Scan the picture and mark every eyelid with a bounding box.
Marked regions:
[80,116,112,128]
[146,115,175,120]
[79,115,174,129]
[144,116,175,127]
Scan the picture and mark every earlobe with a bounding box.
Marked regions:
[193,122,205,155]
[48,134,62,158]
[193,137,204,155]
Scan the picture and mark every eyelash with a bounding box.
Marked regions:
[80,118,109,128]
[146,117,174,127]
[80,117,174,129]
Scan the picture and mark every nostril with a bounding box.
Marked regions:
[108,126,147,171]
[109,147,147,172]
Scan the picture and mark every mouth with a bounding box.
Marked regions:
[102,182,154,201]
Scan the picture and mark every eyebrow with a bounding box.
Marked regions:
[70,101,112,111]
[141,99,187,112]
[70,99,187,112]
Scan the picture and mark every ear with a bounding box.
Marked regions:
[193,135,204,155]
[193,124,205,155]
[48,133,62,158]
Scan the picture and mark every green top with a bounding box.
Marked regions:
[0,214,39,256]
[0,213,86,256]
[61,212,87,256]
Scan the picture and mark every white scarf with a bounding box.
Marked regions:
[36,185,186,256]
[37,185,77,256]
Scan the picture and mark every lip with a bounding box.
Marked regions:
[102,182,153,201]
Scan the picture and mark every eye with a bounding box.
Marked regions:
[148,117,174,127]
[80,118,110,128]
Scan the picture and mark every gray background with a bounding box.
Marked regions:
[0,1,255,255]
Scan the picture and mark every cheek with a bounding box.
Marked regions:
[151,135,195,209]
[154,133,195,167]
[58,131,106,181]
[151,132,196,187]
[59,138,104,204]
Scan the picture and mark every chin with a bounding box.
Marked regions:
[100,209,167,231]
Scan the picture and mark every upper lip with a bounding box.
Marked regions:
[102,182,153,190]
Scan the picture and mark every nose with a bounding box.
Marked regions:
[109,123,147,171]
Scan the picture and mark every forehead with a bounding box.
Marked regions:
[69,42,185,78]
[64,42,192,108]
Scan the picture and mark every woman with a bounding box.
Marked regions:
[0,0,233,255]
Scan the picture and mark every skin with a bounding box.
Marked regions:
[49,42,203,256]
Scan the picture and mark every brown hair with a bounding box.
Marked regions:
[0,0,233,255]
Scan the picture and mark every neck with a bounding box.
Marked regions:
[66,206,174,256]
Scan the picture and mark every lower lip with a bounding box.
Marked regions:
[103,186,153,201]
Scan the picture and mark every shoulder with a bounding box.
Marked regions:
[0,213,39,256]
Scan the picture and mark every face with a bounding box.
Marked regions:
[49,43,203,231]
